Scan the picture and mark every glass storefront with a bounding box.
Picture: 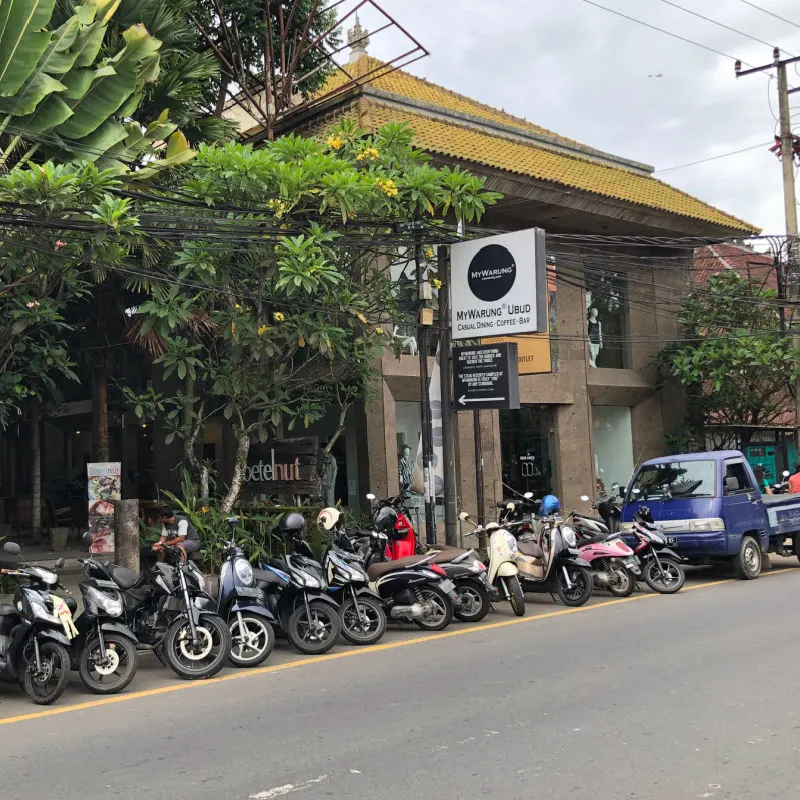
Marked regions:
[592,406,634,493]
[499,406,557,499]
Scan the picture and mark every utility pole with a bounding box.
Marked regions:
[736,48,800,445]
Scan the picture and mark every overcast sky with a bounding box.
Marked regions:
[340,0,800,235]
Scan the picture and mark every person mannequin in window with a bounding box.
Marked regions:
[321,441,337,507]
[398,444,414,494]
[587,307,603,367]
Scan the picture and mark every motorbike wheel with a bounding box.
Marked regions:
[229,613,275,668]
[22,640,70,705]
[164,614,231,679]
[556,566,593,607]
[413,585,453,631]
[340,596,387,645]
[506,575,526,617]
[605,562,635,598]
[78,633,138,695]
[286,601,341,655]
[454,579,492,623]
[644,559,685,594]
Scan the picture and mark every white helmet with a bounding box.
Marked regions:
[316,507,342,531]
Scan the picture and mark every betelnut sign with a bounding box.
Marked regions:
[450,228,547,340]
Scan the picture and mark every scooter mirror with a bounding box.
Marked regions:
[366,493,376,501]
[2,541,20,555]
[459,511,470,521]
[506,502,515,510]
[81,531,94,547]
[523,491,534,499]
[580,495,590,502]
[783,470,790,478]
[632,488,641,495]
[54,558,65,569]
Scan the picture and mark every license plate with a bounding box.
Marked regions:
[439,579,456,594]
[236,586,263,599]
[666,537,678,546]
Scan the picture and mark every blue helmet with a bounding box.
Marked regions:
[539,494,561,516]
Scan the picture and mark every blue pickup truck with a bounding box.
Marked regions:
[619,450,800,579]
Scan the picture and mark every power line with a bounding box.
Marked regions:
[738,0,800,32]
[656,0,787,52]
[578,0,756,65]
[654,141,773,173]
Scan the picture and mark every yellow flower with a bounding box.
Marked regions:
[273,311,286,322]
[356,312,368,324]
[298,336,305,347]
[356,146,379,162]
[257,324,270,336]
[235,303,241,309]
[201,506,208,514]
[424,247,434,259]
[431,278,442,290]
[327,135,343,150]
[376,177,398,197]
[375,326,384,335]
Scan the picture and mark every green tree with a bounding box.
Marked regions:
[0,0,192,172]
[655,270,798,449]
[130,120,501,510]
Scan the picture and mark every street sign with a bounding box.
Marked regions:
[453,343,520,410]
[450,227,547,340]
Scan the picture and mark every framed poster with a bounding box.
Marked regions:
[87,462,121,554]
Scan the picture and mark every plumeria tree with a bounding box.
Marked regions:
[130,120,500,510]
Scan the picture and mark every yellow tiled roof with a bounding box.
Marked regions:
[321,57,756,233]
[325,56,581,148]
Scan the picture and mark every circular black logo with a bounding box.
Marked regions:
[467,244,516,302]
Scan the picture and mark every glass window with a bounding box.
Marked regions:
[585,269,626,369]
[592,406,634,494]
[723,460,752,495]
[628,460,717,501]
[499,406,557,498]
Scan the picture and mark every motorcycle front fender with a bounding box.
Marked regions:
[98,621,138,643]
[557,554,592,569]
[657,548,683,562]
[33,626,73,648]
[353,586,382,602]
[496,561,519,578]
[230,601,277,624]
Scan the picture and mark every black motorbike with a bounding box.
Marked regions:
[631,507,686,594]
[255,514,342,655]
[72,533,138,694]
[0,542,76,704]
[86,547,231,679]
[213,518,276,668]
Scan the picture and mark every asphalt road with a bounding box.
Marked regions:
[2,566,800,800]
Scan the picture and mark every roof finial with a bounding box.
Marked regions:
[347,14,370,59]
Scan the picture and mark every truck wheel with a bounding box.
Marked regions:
[733,535,762,580]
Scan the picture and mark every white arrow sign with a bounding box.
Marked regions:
[458,394,506,406]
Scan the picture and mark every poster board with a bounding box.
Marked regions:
[87,462,121,554]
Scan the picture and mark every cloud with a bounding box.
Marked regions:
[348,0,800,233]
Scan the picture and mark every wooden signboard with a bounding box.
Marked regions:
[245,436,320,496]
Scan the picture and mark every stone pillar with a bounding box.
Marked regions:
[360,376,398,505]
[115,498,140,574]
[455,408,501,523]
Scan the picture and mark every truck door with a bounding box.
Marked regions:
[722,458,766,551]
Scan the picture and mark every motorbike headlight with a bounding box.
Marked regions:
[29,597,58,624]
[301,573,321,589]
[84,585,124,617]
[234,557,254,586]
[561,526,577,548]
[471,558,486,572]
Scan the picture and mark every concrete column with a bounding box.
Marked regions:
[456,408,501,523]
[115,499,140,574]
[361,376,398,502]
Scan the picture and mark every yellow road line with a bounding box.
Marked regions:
[1,567,796,728]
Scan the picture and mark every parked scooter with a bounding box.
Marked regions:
[509,495,594,607]
[72,532,139,693]
[570,497,640,598]
[460,512,526,617]
[361,495,493,623]
[0,542,76,704]
[84,546,231,679]
[256,512,342,655]
[632,506,686,594]
[317,508,387,645]
[213,518,276,667]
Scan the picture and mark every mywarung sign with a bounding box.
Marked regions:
[450,228,547,340]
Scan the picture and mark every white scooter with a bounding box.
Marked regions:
[459,512,525,617]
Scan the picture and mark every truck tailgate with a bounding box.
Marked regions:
[762,494,800,537]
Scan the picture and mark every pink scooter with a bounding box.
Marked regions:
[570,496,640,597]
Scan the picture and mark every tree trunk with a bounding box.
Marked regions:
[30,399,42,544]
[93,369,109,462]
[221,427,250,513]
[200,465,210,500]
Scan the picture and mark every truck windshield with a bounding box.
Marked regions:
[628,460,716,501]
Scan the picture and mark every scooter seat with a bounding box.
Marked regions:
[110,565,139,590]
[0,604,16,616]
[367,555,432,581]
[423,547,469,564]
[517,541,544,559]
